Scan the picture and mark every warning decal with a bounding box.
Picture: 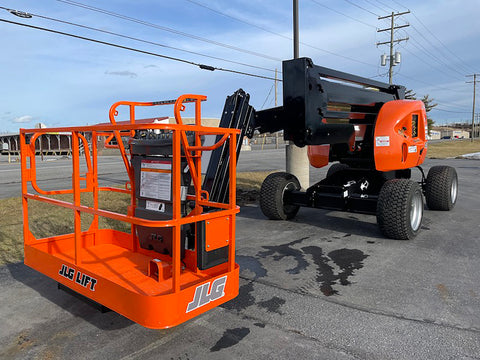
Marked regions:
[375,136,390,147]
[140,160,172,201]
[408,145,417,153]
[146,200,166,212]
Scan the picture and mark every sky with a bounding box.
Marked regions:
[0,0,479,133]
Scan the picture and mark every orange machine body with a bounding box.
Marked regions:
[374,100,428,172]
[307,144,330,168]
[21,95,240,329]
[307,100,428,172]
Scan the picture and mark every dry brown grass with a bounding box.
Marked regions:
[427,139,480,158]
[0,191,131,266]
[236,170,277,190]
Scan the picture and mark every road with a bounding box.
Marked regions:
[0,150,319,198]
[1,150,480,359]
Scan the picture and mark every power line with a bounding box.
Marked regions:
[409,25,468,77]
[433,107,470,114]
[0,6,277,74]
[406,31,466,78]
[387,4,476,76]
[343,0,380,17]
[309,0,377,28]
[435,101,472,111]
[401,47,461,82]
[184,0,291,40]
[410,11,476,75]
[185,0,378,68]
[363,0,389,13]
[0,18,279,81]
[56,0,282,62]
[371,0,399,12]
[389,0,408,10]
[261,84,275,109]
[395,72,457,93]
[401,29,463,80]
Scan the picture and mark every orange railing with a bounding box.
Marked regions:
[20,95,239,294]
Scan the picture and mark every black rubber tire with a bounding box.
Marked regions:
[425,166,458,211]
[326,163,349,178]
[376,179,424,240]
[260,172,300,220]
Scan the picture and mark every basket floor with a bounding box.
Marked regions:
[49,243,207,296]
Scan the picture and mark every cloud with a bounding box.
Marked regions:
[104,70,138,78]
[144,64,157,68]
[13,115,33,123]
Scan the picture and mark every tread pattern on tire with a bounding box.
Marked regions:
[260,172,300,220]
[425,166,457,211]
[376,179,423,240]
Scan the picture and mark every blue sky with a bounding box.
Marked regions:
[0,0,478,133]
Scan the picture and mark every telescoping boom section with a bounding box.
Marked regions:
[20,93,252,329]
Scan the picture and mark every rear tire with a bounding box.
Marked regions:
[377,179,424,240]
[425,166,458,210]
[260,172,300,220]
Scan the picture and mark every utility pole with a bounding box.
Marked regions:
[466,74,478,142]
[274,68,278,107]
[286,0,309,189]
[274,68,279,149]
[377,11,410,84]
[475,112,479,139]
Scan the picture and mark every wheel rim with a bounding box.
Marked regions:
[450,176,458,204]
[410,192,423,231]
[282,182,297,213]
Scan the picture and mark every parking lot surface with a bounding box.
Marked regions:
[1,151,479,359]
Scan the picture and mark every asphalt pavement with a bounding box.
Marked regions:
[1,150,479,359]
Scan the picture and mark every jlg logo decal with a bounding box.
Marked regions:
[58,264,97,291]
[186,276,227,313]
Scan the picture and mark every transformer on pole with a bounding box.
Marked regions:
[377,11,410,84]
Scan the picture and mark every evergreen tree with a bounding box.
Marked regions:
[421,94,437,134]
[405,89,417,100]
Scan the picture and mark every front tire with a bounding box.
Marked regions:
[425,166,458,210]
[260,172,300,220]
[377,179,424,240]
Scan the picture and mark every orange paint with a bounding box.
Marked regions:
[20,94,240,329]
[307,145,330,168]
[374,100,427,171]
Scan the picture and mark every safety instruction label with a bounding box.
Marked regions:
[375,136,390,147]
[408,145,417,153]
[140,160,172,201]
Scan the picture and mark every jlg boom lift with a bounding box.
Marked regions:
[21,57,457,328]
[256,58,457,240]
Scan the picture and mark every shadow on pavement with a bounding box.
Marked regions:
[6,262,134,331]
[238,205,384,239]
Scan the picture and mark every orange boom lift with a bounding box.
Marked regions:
[20,92,254,329]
